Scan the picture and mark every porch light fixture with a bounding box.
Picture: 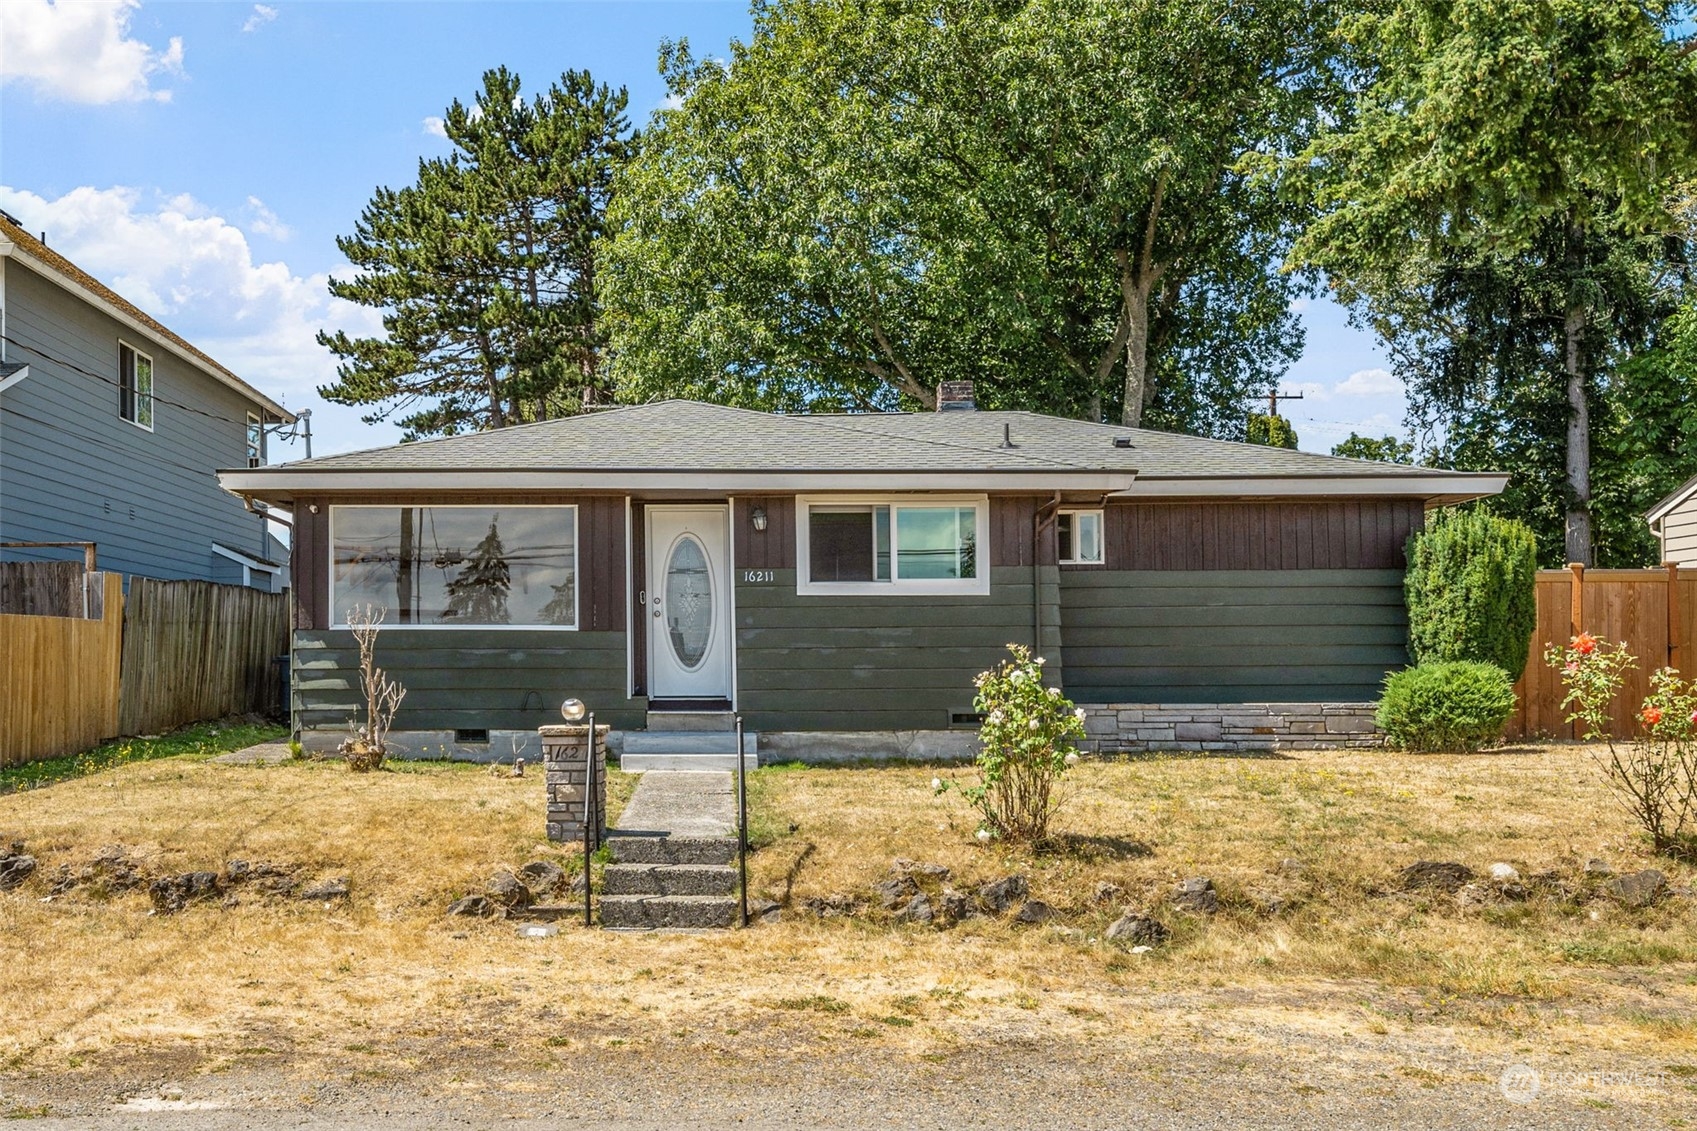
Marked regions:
[750,506,768,533]
[560,697,586,721]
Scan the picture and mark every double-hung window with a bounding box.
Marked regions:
[1057,509,1104,565]
[797,496,989,595]
[119,342,154,430]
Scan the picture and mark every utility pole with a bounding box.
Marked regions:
[1267,389,1304,417]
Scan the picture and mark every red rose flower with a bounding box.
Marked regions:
[1642,706,1663,726]
[1574,633,1598,656]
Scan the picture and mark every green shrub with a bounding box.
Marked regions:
[1376,662,1517,753]
[1405,508,1538,681]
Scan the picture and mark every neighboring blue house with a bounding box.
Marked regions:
[0,211,295,590]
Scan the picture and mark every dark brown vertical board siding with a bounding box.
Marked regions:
[1099,500,1424,572]
[630,501,646,696]
[294,497,329,630]
[734,497,796,570]
[576,497,626,633]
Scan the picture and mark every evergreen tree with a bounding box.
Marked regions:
[319,68,635,438]
[442,520,511,624]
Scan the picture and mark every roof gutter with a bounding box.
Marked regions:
[1111,472,1508,505]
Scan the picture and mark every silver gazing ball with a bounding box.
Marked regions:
[560,697,586,722]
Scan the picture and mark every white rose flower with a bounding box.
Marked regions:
[1064,752,1080,767]
[1074,707,1087,721]
[976,829,993,842]
[1028,718,1041,732]
[931,777,943,791]
[1048,687,1061,697]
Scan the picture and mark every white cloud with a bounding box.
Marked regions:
[422,115,447,138]
[0,0,184,104]
[1333,367,1400,397]
[244,195,290,240]
[240,4,277,33]
[0,184,381,412]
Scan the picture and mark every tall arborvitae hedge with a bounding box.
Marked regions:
[1404,508,1539,681]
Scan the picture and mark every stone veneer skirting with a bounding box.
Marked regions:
[1077,702,1382,753]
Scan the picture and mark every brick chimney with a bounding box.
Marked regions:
[935,381,976,412]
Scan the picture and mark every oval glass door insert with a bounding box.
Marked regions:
[664,535,713,670]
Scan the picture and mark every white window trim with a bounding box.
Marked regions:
[1058,508,1106,565]
[246,411,263,468]
[118,339,155,432]
[795,494,991,596]
[328,503,580,631]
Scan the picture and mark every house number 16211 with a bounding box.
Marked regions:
[742,570,775,583]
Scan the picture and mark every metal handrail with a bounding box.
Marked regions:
[736,714,749,928]
[583,711,596,928]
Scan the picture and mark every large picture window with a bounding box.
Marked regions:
[330,505,578,628]
[797,496,988,595]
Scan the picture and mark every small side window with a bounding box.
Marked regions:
[1058,509,1104,565]
[119,342,154,430]
[247,413,263,468]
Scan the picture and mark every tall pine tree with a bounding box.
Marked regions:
[319,68,634,438]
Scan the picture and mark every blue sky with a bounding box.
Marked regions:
[1,0,1406,459]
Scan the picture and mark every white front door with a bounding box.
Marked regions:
[647,505,732,701]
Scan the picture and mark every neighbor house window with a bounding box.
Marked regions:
[797,496,989,595]
[330,505,578,628]
[119,342,153,430]
[1057,509,1104,564]
[246,413,263,468]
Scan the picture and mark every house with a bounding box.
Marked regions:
[1648,475,1697,567]
[217,390,1507,763]
[0,212,295,591]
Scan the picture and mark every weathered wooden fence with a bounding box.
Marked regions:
[0,560,92,618]
[1509,565,1696,739]
[118,578,291,736]
[0,572,124,767]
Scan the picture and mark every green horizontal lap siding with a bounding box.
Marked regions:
[734,567,1053,731]
[293,628,643,733]
[1058,570,1406,703]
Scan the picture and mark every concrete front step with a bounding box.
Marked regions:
[607,834,737,866]
[602,863,737,897]
[620,730,756,773]
[599,895,739,930]
[646,711,735,732]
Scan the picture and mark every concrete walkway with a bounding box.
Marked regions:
[613,771,735,838]
[210,742,292,766]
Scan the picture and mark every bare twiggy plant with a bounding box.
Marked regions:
[339,604,406,773]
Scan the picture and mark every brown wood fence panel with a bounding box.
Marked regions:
[118,579,291,736]
[0,573,123,766]
[1509,566,1691,739]
[0,561,88,618]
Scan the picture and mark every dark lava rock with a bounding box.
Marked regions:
[0,852,38,892]
[898,893,935,924]
[938,888,974,922]
[1606,869,1666,909]
[1013,899,1055,924]
[872,876,919,910]
[300,877,350,901]
[1106,911,1169,946]
[891,859,952,881]
[486,871,533,911]
[1092,881,1124,905]
[1399,861,1474,893]
[976,874,1029,914]
[801,893,861,918]
[1172,877,1218,914]
[447,895,501,918]
[149,871,222,913]
[518,860,567,896]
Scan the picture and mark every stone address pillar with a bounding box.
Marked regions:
[541,723,609,847]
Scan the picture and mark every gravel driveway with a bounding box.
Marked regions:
[3,1026,1684,1130]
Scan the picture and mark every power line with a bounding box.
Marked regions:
[0,401,270,485]
[0,331,298,433]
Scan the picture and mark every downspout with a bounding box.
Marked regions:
[1033,492,1062,651]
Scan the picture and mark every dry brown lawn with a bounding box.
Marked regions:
[2,743,1695,1108]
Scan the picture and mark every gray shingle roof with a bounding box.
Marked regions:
[257,400,1467,481]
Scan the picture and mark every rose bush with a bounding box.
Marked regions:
[1548,635,1697,858]
[939,643,1086,844]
